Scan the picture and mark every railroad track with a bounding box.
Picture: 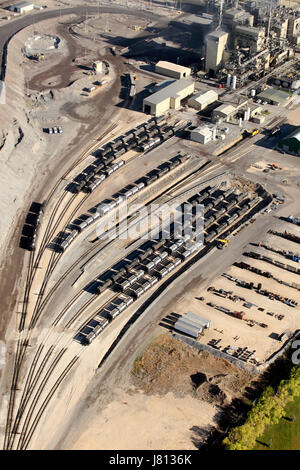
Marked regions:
[19,123,118,332]
[19,356,79,450]
[15,348,67,450]
[3,123,118,449]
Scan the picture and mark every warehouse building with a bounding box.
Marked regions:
[143,79,195,116]
[155,61,191,79]
[9,1,34,13]
[278,128,300,156]
[188,89,218,110]
[212,103,237,123]
[256,87,292,106]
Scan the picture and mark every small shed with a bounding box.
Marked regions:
[212,104,236,123]
[190,126,212,144]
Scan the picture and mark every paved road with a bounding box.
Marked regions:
[0,5,164,79]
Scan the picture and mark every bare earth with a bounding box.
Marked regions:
[72,390,217,450]
[71,334,253,450]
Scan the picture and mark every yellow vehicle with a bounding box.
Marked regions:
[216,238,229,249]
[251,128,260,136]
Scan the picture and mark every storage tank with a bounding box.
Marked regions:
[291,80,300,90]
[226,74,231,88]
[250,89,256,98]
[231,75,237,90]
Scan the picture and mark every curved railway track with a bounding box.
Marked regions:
[3,123,118,449]
[19,356,79,450]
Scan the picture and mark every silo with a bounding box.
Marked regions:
[231,75,237,90]
[226,74,231,88]
[212,127,217,140]
[244,110,248,121]
[239,117,243,127]
[247,107,251,120]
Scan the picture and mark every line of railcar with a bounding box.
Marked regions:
[77,237,203,345]
[21,202,44,251]
[72,117,168,193]
[77,192,265,345]
[58,155,188,252]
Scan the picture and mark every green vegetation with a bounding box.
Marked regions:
[223,364,300,450]
[254,395,300,450]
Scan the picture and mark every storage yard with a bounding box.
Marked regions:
[0,0,300,452]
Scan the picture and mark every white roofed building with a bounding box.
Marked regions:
[188,89,218,110]
[155,61,191,80]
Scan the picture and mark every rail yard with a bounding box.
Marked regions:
[0,0,299,452]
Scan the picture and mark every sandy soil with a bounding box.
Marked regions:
[72,389,217,450]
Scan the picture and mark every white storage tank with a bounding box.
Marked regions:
[226,74,231,88]
[231,75,237,90]
[250,89,256,97]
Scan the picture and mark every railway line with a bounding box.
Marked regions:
[3,122,120,449]
[19,355,79,450]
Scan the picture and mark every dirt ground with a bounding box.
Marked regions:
[71,333,253,450]
[72,389,217,450]
[132,334,253,406]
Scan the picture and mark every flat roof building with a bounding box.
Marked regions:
[188,89,218,110]
[212,103,237,123]
[190,126,213,145]
[93,60,103,73]
[9,2,34,13]
[257,87,292,106]
[143,78,194,117]
[155,61,191,80]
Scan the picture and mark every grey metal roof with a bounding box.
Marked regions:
[174,324,199,338]
[185,311,211,327]
[144,78,194,105]
[176,318,203,332]
[258,87,291,104]
[10,1,33,8]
